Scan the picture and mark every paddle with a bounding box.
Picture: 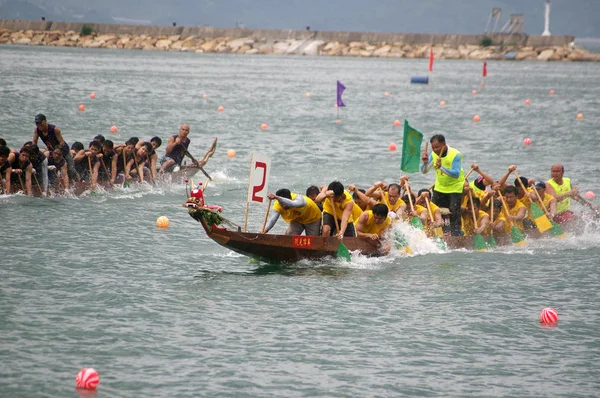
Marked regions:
[329,197,351,262]
[468,190,487,252]
[261,198,273,233]
[51,167,66,193]
[424,196,446,249]
[31,168,44,196]
[574,194,600,219]
[122,150,130,188]
[404,182,424,230]
[514,171,551,233]
[100,158,114,188]
[532,186,566,238]
[497,190,526,246]
[182,146,212,180]
[487,197,498,248]
[378,187,413,254]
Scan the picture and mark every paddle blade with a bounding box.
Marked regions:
[410,216,424,230]
[337,242,351,262]
[394,230,413,255]
[531,203,552,232]
[434,236,447,250]
[487,235,498,248]
[474,234,487,252]
[510,226,526,246]
[550,220,566,239]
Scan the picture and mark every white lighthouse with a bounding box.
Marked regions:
[542,0,551,36]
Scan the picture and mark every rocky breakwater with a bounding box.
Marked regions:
[1,28,598,61]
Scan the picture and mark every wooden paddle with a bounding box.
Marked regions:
[51,168,66,193]
[378,188,413,254]
[487,197,498,248]
[404,182,424,230]
[261,198,273,233]
[329,197,351,262]
[87,156,96,191]
[182,146,212,180]
[100,158,114,188]
[574,194,600,219]
[468,190,487,252]
[497,190,526,246]
[122,150,130,188]
[514,171,551,233]
[31,169,44,196]
[532,185,566,238]
[424,196,446,249]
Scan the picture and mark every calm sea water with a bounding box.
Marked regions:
[1,45,599,397]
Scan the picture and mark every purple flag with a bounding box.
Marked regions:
[336,80,346,107]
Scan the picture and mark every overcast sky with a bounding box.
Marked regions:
[2,0,599,37]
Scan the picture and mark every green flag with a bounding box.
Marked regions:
[401,120,423,173]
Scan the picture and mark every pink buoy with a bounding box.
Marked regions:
[524,99,531,105]
[389,143,397,151]
[261,123,268,130]
[539,307,558,324]
[584,191,595,199]
[393,119,400,127]
[472,89,477,95]
[110,125,118,133]
[473,115,480,122]
[440,100,446,107]
[90,93,96,99]
[76,368,100,390]
[217,106,224,112]
[523,138,532,146]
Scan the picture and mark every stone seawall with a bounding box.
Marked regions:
[1,19,598,61]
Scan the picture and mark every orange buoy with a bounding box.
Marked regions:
[305,92,311,98]
[261,123,268,130]
[473,115,480,122]
[472,89,477,95]
[577,113,583,120]
[393,119,401,127]
[549,89,555,95]
[110,125,118,133]
[525,99,531,105]
[384,92,390,97]
[89,93,96,99]
[202,93,208,99]
[335,119,342,124]
[78,104,85,111]
[156,216,169,228]
[389,143,397,151]
[227,149,236,158]
[217,106,224,112]
[440,100,446,107]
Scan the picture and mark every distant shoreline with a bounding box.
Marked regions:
[1,19,598,62]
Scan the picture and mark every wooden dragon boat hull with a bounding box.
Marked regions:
[188,207,383,264]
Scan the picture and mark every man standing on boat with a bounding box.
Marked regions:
[420,134,465,236]
[160,124,203,173]
[262,189,322,236]
[545,164,578,224]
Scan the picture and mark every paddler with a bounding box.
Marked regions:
[320,181,356,238]
[355,203,393,242]
[261,188,322,236]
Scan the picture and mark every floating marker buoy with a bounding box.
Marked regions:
[525,99,531,105]
[110,125,118,133]
[473,115,480,122]
[410,76,429,84]
[261,123,268,130]
[523,138,532,146]
[389,143,397,151]
[472,89,477,95]
[76,368,99,390]
[577,113,583,120]
[393,119,400,127]
[440,100,446,107]
[335,119,342,124]
[217,106,224,112]
[227,149,236,158]
[384,92,390,96]
[540,307,558,324]
[305,92,311,98]
[549,89,555,95]
[156,216,169,228]
[584,191,595,199]
[78,104,85,111]
[202,93,208,99]
[89,93,96,99]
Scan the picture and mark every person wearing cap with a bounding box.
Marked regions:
[421,134,465,236]
[531,181,557,219]
[32,114,79,181]
[545,164,578,224]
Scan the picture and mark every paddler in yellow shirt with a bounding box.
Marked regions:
[262,188,322,236]
[461,196,490,236]
[416,188,444,237]
[355,203,393,240]
[321,181,356,238]
[365,181,406,218]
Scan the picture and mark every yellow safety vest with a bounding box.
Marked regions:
[431,146,465,194]
[546,177,571,214]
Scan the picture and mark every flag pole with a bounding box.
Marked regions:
[244,153,253,232]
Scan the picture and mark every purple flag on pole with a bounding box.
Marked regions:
[336,80,346,107]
